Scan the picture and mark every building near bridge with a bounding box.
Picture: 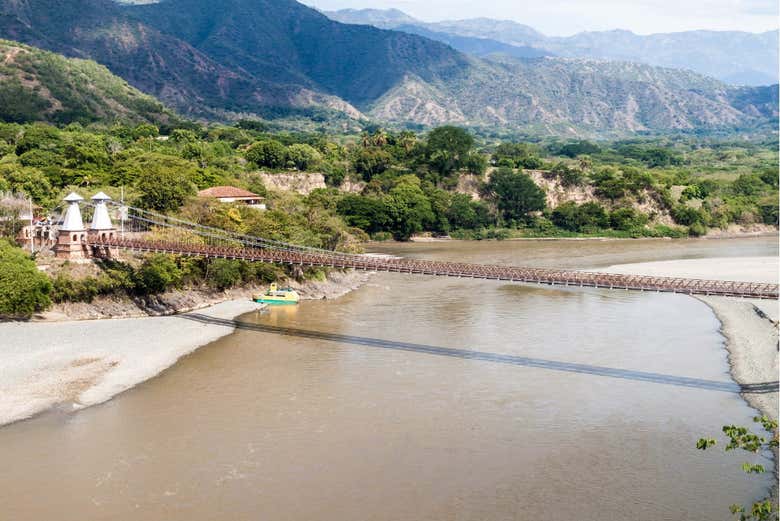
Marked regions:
[197,186,266,210]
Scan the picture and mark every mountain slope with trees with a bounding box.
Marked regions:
[0,40,175,125]
[0,0,775,134]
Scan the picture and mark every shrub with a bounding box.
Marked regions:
[0,240,51,318]
[136,254,182,294]
[610,207,649,231]
[671,205,707,226]
[207,259,242,291]
[483,167,546,223]
[246,140,287,169]
[732,174,767,196]
[551,201,608,232]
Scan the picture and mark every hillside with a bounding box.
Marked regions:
[325,9,780,86]
[124,0,469,108]
[370,57,777,133]
[0,0,361,119]
[0,39,174,124]
[0,0,775,134]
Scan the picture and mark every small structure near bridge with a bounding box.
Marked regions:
[54,192,117,260]
[197,186,266,209]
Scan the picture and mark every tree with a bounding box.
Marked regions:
[336,195,391,233]
[286,143,322,171]
[733,174,767,196]
[446,193,490,230]
[353,147,392,181]
[207,259,242,291]
[135,166,196,213]
[697,416,779,521]
[424,126,475,178]
[387,175,434,240]
[610,207,648,231]
[483,167,546,223]
[246,140,286,169]
[135,254,182,294]
[0,239,52,318]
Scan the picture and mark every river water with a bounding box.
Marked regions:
[1,238,777,520]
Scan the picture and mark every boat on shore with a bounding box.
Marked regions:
[253,283,300,305]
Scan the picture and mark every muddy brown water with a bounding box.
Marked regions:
[1,237,777,521]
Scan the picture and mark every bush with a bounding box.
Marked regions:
[136,254,182,294]
[0,240,51,318]
[610,207,649,231]
[551,201,608,232]
[671,205,707,226]
[732,174,767,196]
[483,167,546,223]
[207,259,242,290]
[246,140,286,169]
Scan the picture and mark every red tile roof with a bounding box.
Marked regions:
[198,186,261,199]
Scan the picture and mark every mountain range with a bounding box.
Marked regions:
[325,8,780,87]
[0,0,776,135]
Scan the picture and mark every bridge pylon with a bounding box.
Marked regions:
[54,192,88,260]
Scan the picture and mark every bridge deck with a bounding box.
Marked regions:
[92,238,779,300]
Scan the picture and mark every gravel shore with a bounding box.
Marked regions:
[0,269,374,427]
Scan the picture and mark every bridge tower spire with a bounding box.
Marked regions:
[88,192,117,258]
[55,192,87,259]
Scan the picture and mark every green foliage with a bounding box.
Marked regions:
[493,142,543,169]
[386,175,435,240]
[671,205,708,226]
[285,143,321,171]
[136,254,182,294]
[353,147,392,181]
[423,126,476,178]
[207,259,242,291]
[246,140,287,169]
[0,40,173,126]
[483,167,546,223]
[549,162,585,186]
[556,140,601,158]
[551,201,609,232]
[733,174,768,196]
[130,154,197,213]
[0,239,51,318]
[697,416,778,521]
[610,207,649,231]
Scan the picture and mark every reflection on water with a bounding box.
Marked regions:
[0,237,776,521]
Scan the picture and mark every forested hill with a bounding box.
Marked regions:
[0,0,775,134]
[125,0,469,108]
[0,40,175,125]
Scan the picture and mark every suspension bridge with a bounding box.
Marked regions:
[65,199,776,300]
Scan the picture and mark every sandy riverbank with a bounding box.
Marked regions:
[0,269,374,427]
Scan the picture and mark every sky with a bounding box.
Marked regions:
[300,0,780,35]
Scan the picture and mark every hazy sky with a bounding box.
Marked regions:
[300,0,779,35]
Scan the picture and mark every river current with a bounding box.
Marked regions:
[1,237,776,520]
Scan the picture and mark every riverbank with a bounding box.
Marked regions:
[0,269,373,426]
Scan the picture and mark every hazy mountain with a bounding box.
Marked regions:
[0,0,774,134]
[0,39,175,124]
[371,56,778,132]
[324,8,779,86]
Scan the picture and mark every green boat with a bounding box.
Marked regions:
[253,283,300,305]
